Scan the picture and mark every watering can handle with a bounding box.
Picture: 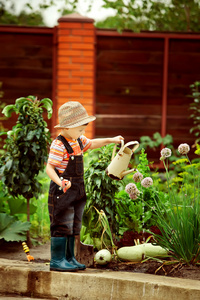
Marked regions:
[111,139,124,161]
[122,141,140,153]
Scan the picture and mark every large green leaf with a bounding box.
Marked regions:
[0,213,13,232]
[0,213,30,242]
[40,98,53,119]
[2,104,15,118]
[8,197,37,215]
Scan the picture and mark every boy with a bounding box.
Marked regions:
[46,101,123,272]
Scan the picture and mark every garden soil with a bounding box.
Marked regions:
[0,241,199,281]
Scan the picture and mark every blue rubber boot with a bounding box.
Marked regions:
[50,237,78,272]
[66,236,86,270]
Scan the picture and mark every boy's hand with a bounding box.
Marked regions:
[61,179,71,193]
[112,136,124,144]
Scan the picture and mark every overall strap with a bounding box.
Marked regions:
[57,135,84,153]
[57,135,73,154]
[77,137,84,150]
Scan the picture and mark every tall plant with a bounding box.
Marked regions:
[83,144,123,246]
[153,144,200,265]
[188,81,200,144]
[0,96,52,243]
[121,149,168,235]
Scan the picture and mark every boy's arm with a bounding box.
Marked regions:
[46,163,62,187]
[89,135,124,150]
[46,163,71,192]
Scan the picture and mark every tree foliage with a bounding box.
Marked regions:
[0,0,77,26]
[96,0,200,32]
[0,0,45,25]
[0,96,52,199]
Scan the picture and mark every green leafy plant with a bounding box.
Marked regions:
[131,132,174,165]
[0,82,7,155]
[0,96,52,243]
[0,213,30,242]
[117,149,168,236]
[139,132,173,153]
[0,96,52,198]
[29,171,51,242]
[115,190,144,235]
[153,144,200,265]
[84,144,123,228]
[82,144,123,247]
[188,81,200,144]
[0,180,38,243]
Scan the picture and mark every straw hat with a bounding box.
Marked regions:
[54,101,96,129]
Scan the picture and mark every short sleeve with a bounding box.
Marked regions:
[80,135,91,152]
[47,139,66,167]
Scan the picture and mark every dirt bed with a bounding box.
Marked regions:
[0,241,199,281]
[94,260,200,280]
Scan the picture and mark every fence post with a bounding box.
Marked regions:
[54,13,96,139]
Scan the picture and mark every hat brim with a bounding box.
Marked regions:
[54,116,96,129]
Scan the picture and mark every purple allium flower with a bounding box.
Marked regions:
[133,171,143,183]
[129,189,140,200]
[178,143,190,155]
[125,183,137,194]
[160,148,172,159]
[141,177,153,188]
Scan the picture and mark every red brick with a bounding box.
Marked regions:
[72,57,93,63]
[71,43,94,50]
[57,70,71,77]
[57,42,71,50]
[59,22,82,29]
[83,64,94,70]
[58,77,81,84]
[72,70,93,77]
[57,57,70,63]
[58,29,71,35]
[58,49,82,56]
[83,92,94,98]
[71,85,93,91]
[58,63,81,70]
[58,91,81,97]
[83,78,94,84]
[83,23,95,29]
[83,36,95,43]
[59,44,72,50]
[72,29,95,36]
[81,50,94,57]
[58,84,70,90]
[58,35,82,42]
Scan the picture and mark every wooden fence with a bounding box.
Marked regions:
[0,26,54,131]
[0,17,200,163]
[95,30,200,162]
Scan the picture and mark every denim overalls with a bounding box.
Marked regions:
[48,135,87,237]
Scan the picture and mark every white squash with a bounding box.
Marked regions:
[94,249,112,265]
[117,243,168,262]
[117,245,143,262]
[139,243,168,258]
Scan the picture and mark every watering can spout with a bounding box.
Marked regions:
[106,140,139,180]
[121,168,137,177]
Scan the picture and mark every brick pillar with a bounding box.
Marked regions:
[55,13,96,139]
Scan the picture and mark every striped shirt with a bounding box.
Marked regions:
[48,135,91,174]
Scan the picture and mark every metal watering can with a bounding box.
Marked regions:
[106,140,139,180]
